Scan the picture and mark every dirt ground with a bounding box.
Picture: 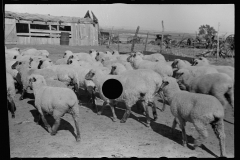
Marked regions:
[7,44,234,158]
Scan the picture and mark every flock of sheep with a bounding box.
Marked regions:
[5,46,234,157]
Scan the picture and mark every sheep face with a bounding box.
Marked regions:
[171,59,179,68]
[85,69,96,80]
[110,66,117,75]
[192,59,200,66]
[11,61,19,70]
[95,52,101,61]
[158,77,180,95]
[89,49,96,54]
[28,74,46,89]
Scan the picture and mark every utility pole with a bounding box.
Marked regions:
[217,22,220,60]
[131,26,140,52]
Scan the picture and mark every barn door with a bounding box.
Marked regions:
[5,18,18,44]
[79,24,88,45]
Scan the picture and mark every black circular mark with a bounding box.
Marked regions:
[102,79,123,100]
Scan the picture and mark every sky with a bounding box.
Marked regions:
[5,4,234,35]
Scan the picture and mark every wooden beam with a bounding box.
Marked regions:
[30,29,71,34]
[144,32,149,52]
[217,22,220,60]
[131,26,140,52]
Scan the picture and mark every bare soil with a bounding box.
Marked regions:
[7,44,234,158]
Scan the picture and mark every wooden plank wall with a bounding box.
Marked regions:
[8,19,99,46]
[5,18,18,44]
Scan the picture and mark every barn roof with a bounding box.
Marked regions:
[5,10,96,24]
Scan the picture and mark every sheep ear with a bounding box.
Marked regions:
[133,54,136,58]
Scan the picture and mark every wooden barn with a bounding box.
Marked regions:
[4,11,99,46]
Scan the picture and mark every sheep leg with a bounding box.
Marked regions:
[19,89,26,100]
[71,106,81,142]
[193,120,208,149]
[214,94,228,109]
[120,105,132,123]
[109,104,117,122]
[179,120,187,147]
[171,118,178,134]
[159,92,166,112]
[40,112,52,133]
[144,101,151,127]
[97,101,108,115]
[226,87,234,109]
[51,118,61,136]
[51,110,64,135]
[8,96,16,118]
[90,90,97,112]
[149,101,158,121]
[211,118,226,157]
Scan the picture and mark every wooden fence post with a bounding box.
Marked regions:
[117,31,120,52]
[217,22,220,60]
[108,26,114,47]
[131,26,140,52]
[161,21,164,52]
[144,32,149,52]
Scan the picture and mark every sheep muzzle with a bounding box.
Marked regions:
[11,61,19,69]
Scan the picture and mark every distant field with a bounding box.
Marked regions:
[101,27,197,43]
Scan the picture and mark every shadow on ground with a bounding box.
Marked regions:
[29,109,78,140]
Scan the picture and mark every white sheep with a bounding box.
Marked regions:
[38,59,53,69]
[6,60,18,78]
[28,74,67,88]
[21,48,46,57]
[109,63,127,75]
[6,73,16,118]
[85,68,163,126]
[192,57,234,80]
[5,48,20,59]
[177,72,234,109]
[37,50,50,57]
[13,61,58,100]
[28,74,80,142]
[174,66,219,79]
[68,52,95,64]
[63,50,74,59]
[55,57,69,65]
[127,53,173,77]
[46,64,79,97]
[68,60,110,109]
[171,59,192,69]
[135,51,166,62]
[158,76,226,157]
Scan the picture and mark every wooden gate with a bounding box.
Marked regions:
[5,18,18,44]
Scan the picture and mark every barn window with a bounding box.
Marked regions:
[59,25,71,31]
[16,23,29,33]
[30,24,49,30]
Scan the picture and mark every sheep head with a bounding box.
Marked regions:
[85,69,96,80]
[89,49,96,54]
[63,50,73,59]
[28,74,47,89]
[11,61,19,69]
[158,77,180,96]
[110,66,117,75]
[171,59,180,68]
